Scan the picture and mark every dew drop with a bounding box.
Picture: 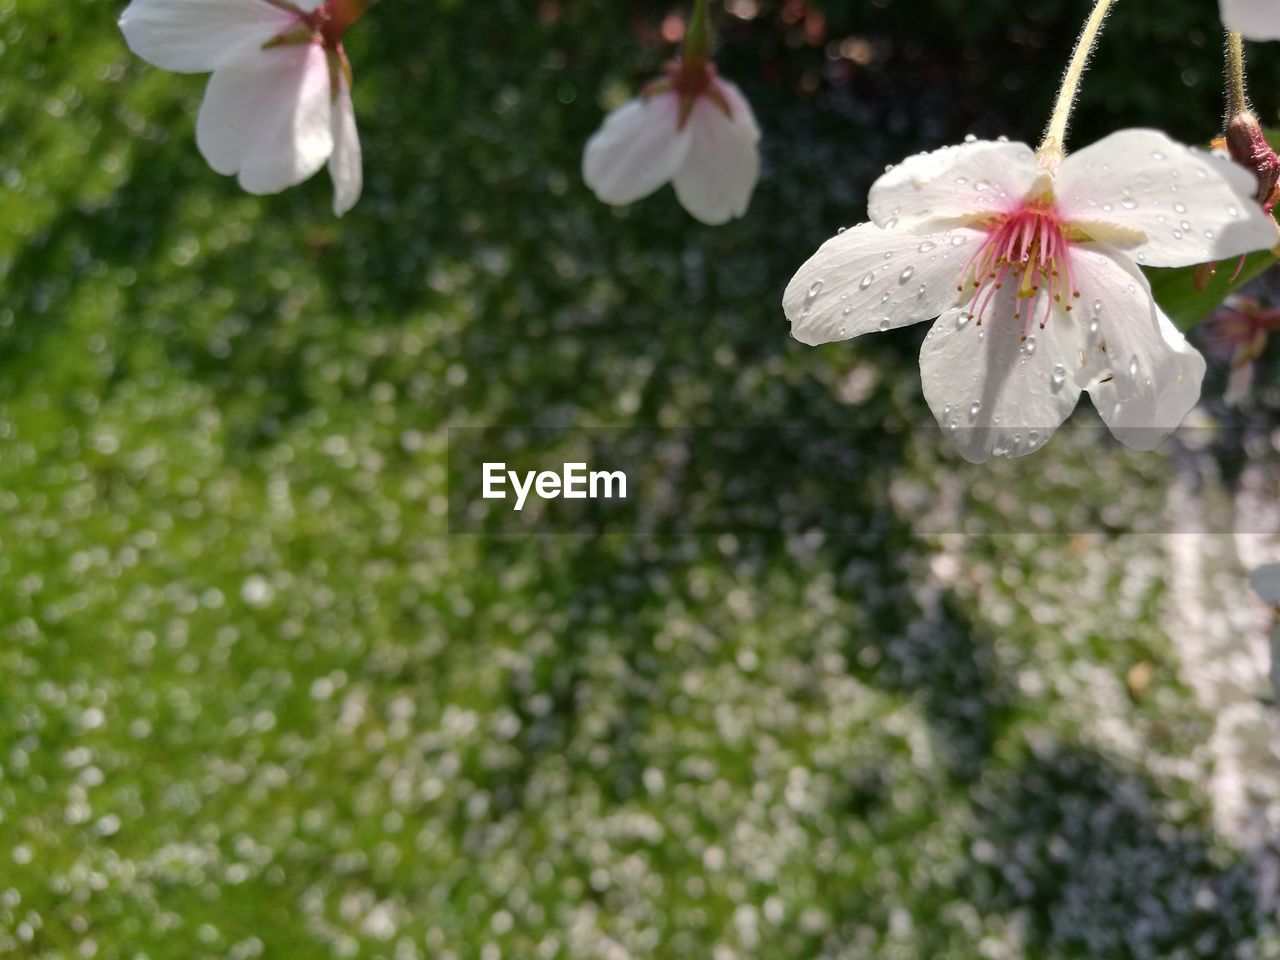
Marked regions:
[860,273,874,290]
[918,240,936,253]
[969,400,982,418]
[1173,202,1187,214]
[877,317,891,332]
[899,266,915,283]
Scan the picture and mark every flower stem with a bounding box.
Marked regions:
[1226,30,1249,117]
[1037,0,1118,170]
[684,0,715,65]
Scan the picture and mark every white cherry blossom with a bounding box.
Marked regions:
[1221,0,1280,40]
[119,0,365,215]
[785,130,1277,462]
[584,60,760,226]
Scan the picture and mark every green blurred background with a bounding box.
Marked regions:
[4,0,1280,957]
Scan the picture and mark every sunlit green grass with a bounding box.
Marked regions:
[2,0,1279,957]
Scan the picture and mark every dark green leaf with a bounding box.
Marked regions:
[1145,250,1277,332]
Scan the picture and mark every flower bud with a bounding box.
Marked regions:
[1225,111,1280,212]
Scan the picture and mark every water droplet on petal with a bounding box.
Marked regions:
[899,266,915,283]
[860,273,874,290]
[877,317,891,332]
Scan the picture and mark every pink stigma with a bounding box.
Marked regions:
[957,203,1081,339]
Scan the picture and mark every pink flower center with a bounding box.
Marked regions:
[665,58,717,100]
[957,202,1081,338]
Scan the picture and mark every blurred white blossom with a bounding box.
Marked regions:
[119,0,365,215]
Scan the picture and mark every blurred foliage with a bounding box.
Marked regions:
[1,0,1279,958]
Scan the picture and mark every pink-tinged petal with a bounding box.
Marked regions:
[868,140,1041,233]
[784,222,979,345]
[196,42,334,195]
[583,92,693,207]
[1068,244,1205,450]
[919,286,1083,463]
[119,0,301,74]
[328,73,363,216]
[1055,129,1277,268]
[1221,0,1280,39]
[1250,563,1280,603]
[672,80,760,225]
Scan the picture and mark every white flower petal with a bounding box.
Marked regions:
[672,80,760,225]
[1089,309,1205,450]
[1221,0,1280,39]
[1055,129,1277,268]
[868,140,1040,233]
[328,73,363,216]
[1068,243,1205,450]
[119,0,300,74]
[784,222,980,345]
[919,287,1083,463]
[1225,360,1255,406]
[1250,563,1280,603]
[197,42,335,195]
[583,92,693,207]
